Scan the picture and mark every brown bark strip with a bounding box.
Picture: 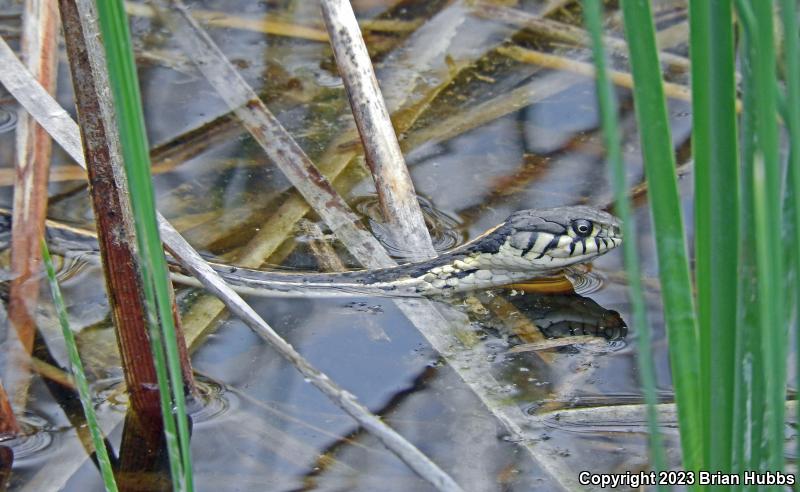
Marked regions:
[0,445,10,489]
[7,0,59,410]
[59,0,195,416]
[0,380,18,437]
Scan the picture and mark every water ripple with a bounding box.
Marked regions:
[353,195,464,259]
[0,413,54,460]
[187,375,236,424]
[0,107,16,134]
[565,269,605,295]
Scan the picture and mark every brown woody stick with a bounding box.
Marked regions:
[0,379,17,437]
[58,0,195,416]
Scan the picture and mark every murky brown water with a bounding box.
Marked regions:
[0,1,793,491]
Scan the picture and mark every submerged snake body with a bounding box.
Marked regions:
[172,206,622,297]
[3,206,621,297]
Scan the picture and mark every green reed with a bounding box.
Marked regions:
[581,0,666,482]
[736,0,785,480]
[93,1,194,490]
[619,0,703,475]
[689,0,739,482]
[778,0,800,483]
[41,240,118,492]
[584,0,794,485]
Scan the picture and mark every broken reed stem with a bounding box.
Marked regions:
[6,0,60,411]
[59,0,196,416]
[320,0,436,260]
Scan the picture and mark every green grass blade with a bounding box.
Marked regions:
[619,0,702,473]
[730,5,764,484]
[746,0,785,476]
[581,0,666,480]
[688,5,711,451]
[93,2,194,490]
[689,0,739,480]
[41,240,118,492]
[779,0,800,482]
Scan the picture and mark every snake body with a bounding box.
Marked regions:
[4,206,621,297]
[170,206,621,297]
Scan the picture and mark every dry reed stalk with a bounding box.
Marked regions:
[321,0,436,260]
[125,1,328,41]
[0,112,240,186]
[125,1,420,39]
[507,335,606,353]
[6,0,59,412]
[297,220,347,272]
[473,2,691,73]
[498,44,694,102]
[59,0,195,416]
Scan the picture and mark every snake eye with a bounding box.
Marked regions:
[572,219,593,237]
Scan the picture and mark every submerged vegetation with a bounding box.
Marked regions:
[0,0,795,490]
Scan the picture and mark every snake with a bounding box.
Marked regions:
[14,205,621,298]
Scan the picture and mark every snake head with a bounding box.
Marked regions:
[497,206,622,271]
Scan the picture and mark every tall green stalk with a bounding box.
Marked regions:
[41,240,118,492]
[689,6,711,449]
[731,3,764,485]
[747,0,785,476]
[689,0,738,481]
[581,0,666,481]
[93,2,194,490]
[778,0,800,482]
[619,0,702,474]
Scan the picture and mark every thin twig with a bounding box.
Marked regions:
[320,0,435,260]
[0,32,463,492]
